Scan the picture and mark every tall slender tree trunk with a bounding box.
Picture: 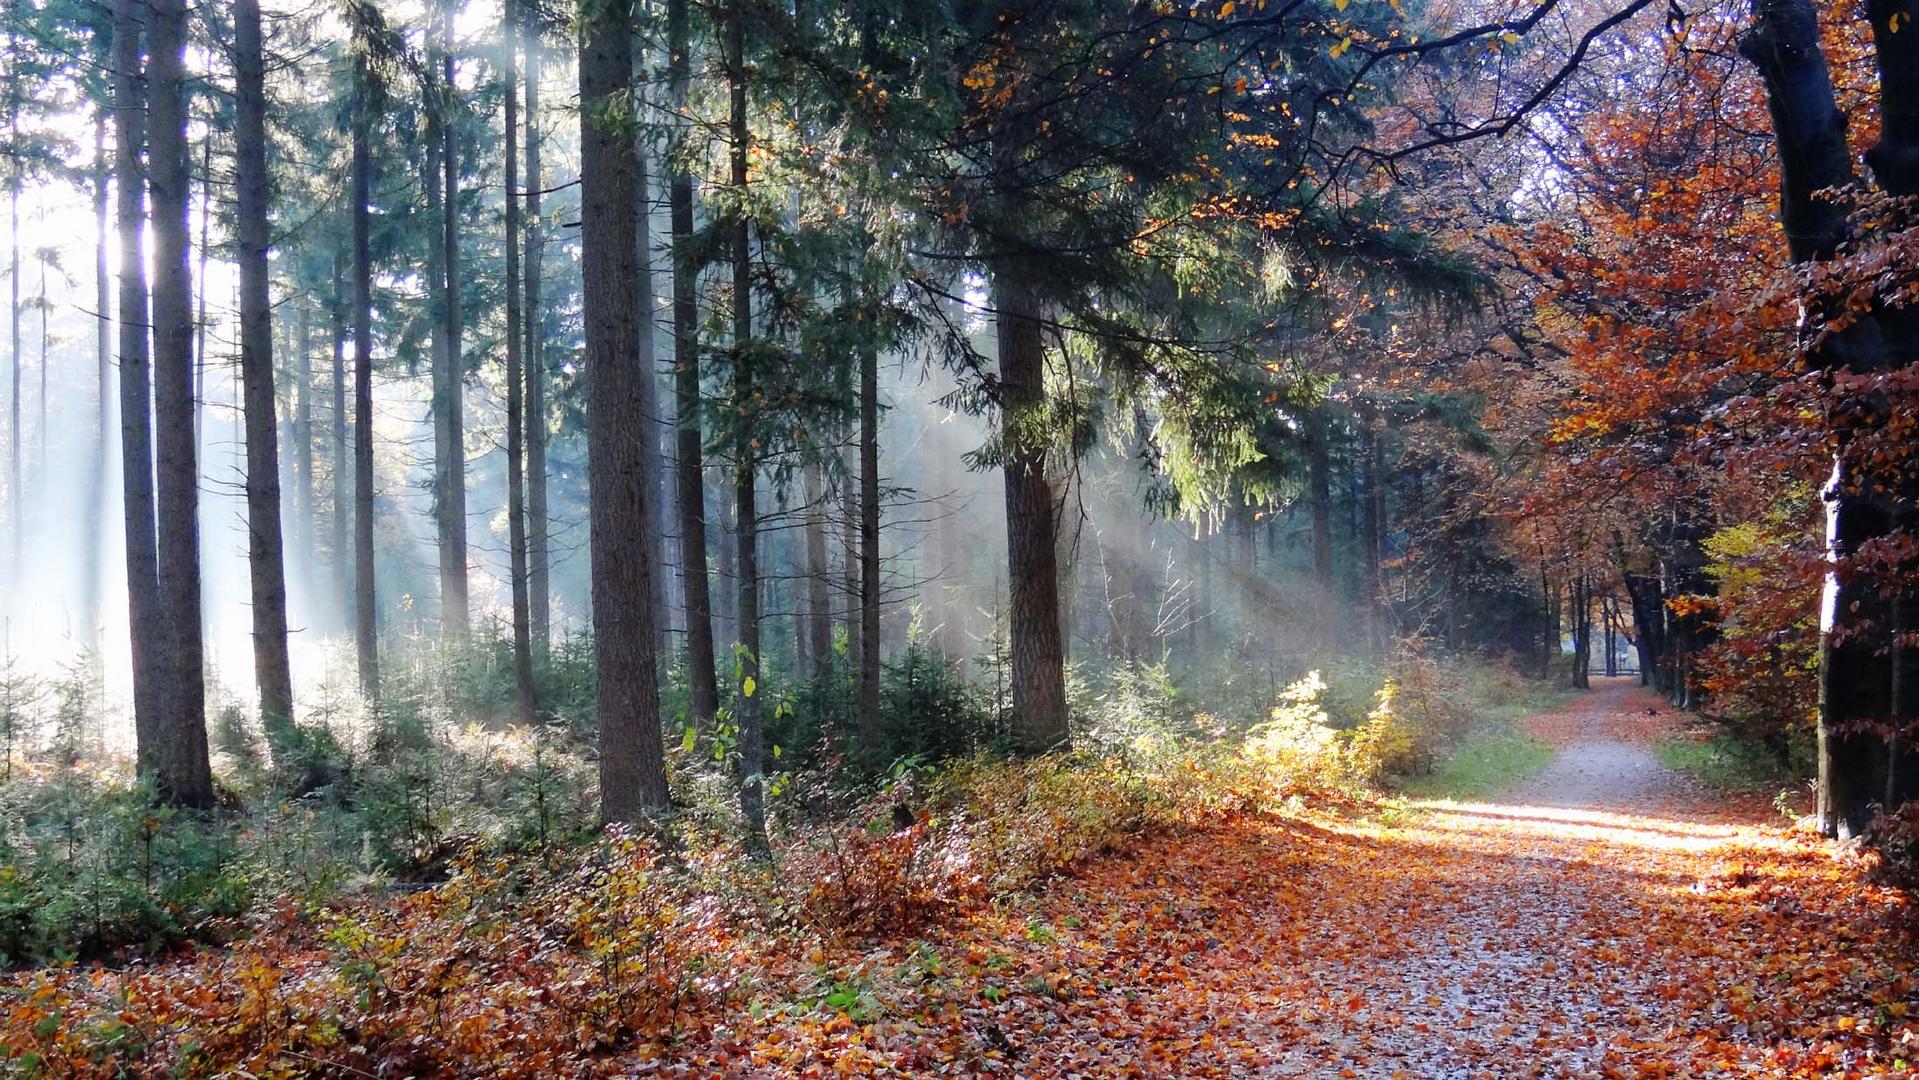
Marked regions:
[148,0,213,806]
[1359,426,1387,650]
[632,49,667,665]
[580,0,670,824]
[7,119,17,570]
[330,251,349,633]
[503,0,536,726]
[1307,406,1334,592]
[234,0,296,751]
[803,460,831,679]
[192,136,208,466]
[991,256,1069,754]
[436,5,470,642]
[351,49,379,699]
[667,0,717,726]
[716,486,736,647]
[294,306,313,553]
[726,7,768,850]
[84,114,111,647]
[842,463,860,687]
[857,337,881,749]
[114,0,164,775]
[523,24,551,654]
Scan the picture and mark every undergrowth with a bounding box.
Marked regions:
[0,643,1556,1076]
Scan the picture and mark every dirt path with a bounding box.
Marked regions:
[738,678,1911,1078]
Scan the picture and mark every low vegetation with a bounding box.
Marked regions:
[0,640,1543,1075]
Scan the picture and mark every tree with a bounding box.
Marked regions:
[502,0,535,726]
[111,0,164,783]
[146,0,213,806]
[1739,0,1919,836]
[233,0,297,750]
[348,1,386,700]
[724,1,768,849]
[433,0,469,642]
[667,0,719,729]
[580,0,670,825]
[523,8,550,654]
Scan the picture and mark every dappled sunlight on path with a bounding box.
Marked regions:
[702,680,1916,1077]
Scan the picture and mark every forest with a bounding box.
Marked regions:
[0,0,1917,1074]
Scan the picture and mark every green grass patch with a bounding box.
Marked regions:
[1654,733,1809,792]
[1395,725,1555,802]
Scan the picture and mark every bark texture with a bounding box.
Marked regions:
[580,0,670,823]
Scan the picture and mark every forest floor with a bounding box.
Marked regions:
[668,679,1919,1078]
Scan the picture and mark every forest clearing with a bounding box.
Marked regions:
[2,0,1919,1074]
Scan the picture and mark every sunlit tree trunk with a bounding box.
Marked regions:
[351,45,380,700]
[666,0,718,726]
[580,0,670,824]
[632,45,667,667]
[86,111,110,648]
[524,18,550,653]
[991,258,1068,754]
[293,307,313,555]
[113,0,164,775]
[7,80,18,572]
[435,5,470,642]
[234,0,297,751]
[148,0,214,806]
[330,251,350,634]
[503,0,536,726]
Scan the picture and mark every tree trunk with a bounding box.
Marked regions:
[113,0,165,778]
[803,460,832,679]
[991,260,1068,754]
[7,112,17,570]
[351,48,380,700]
[1360,426,1387,650]
[86,111,110,648]
[842,462,860,689]
[667,0,718,726]
[1307,406,1334,591]
[580,0,670,824]
[234,0,297,751]
[524,18,551,653]
[294,306,313,555]
[1623,571,1664,688]
[1569,573,1591,690]
[437,6,469,642]
[503,0,536,726]
[632,49,667,667]
[330,251,350,633]
[716,483,737,648]
[192,138,208,467]
[726,8,768,850]
[148,0,213,806]
[857,337,881,751]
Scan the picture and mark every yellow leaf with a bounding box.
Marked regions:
[1219,0,1235,15]
[743,675,757,698]
[1499,30,1521,44]
[1334,0,1348,9]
